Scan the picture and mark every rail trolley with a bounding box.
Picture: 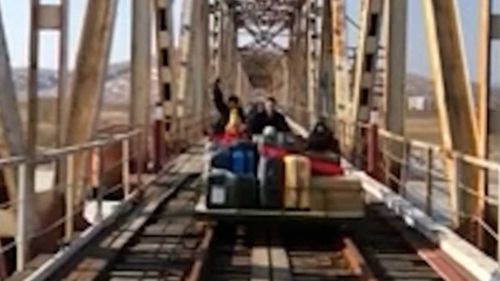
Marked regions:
[194,132,366,222]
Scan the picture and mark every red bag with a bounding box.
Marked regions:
[259,144,289,158]
[211,131,244,146]
[307,154,344,176]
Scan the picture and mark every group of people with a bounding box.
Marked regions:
[211,79,290,137]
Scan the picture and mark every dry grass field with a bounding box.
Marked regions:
[405,114,442,145]
[405,110,499,162]
[0,97,129,151]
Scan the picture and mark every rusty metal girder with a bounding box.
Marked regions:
[228,0,305,52]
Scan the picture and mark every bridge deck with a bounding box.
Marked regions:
[6,144,480,281]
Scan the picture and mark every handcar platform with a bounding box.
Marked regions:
[194,195,365,222]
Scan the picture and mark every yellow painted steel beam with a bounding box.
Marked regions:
[331,0,350,120]
[131,0,152,175]
[0,5,25,199]
[384,0,407,190]
[65,0,118,204]
[475,0,493,249]
[421,0,479,233]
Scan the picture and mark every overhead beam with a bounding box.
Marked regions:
[421,0,479,233]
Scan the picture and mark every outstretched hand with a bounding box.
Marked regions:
[214,78,221,87]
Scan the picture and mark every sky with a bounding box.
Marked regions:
[0,0,183,68]
[0,0,494,82]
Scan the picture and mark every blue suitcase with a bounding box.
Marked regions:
[210,148,232,170]
[230,142,258,176]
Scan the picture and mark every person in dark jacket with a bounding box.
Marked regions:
[246,100,264,125]
[212,79,246,134]
[248,97,290,135]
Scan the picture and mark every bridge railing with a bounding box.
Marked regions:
[375,127,500,261]
[284,104,500,262]
[0,129,147,274]
[335,120,500,263]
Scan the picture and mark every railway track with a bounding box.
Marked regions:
[53,170,465,281]
[202,216,446,281]
[103,174,204,280]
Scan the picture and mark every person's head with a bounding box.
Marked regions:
[264,96,277,114]
[253,100,264,113]
[227,95,240,109]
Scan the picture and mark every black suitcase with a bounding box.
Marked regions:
[234,175,259,208]
[206,170,237,208]
[258,156,285,209]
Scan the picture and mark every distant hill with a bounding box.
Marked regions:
[13,62,160,105]
[12,63,500,108]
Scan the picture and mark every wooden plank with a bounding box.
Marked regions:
[65,0,118,204]
[251,247,270,281]
[421,0,479,232]
[269,230,291,281]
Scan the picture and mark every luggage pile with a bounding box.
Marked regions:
[204,122,364,215]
